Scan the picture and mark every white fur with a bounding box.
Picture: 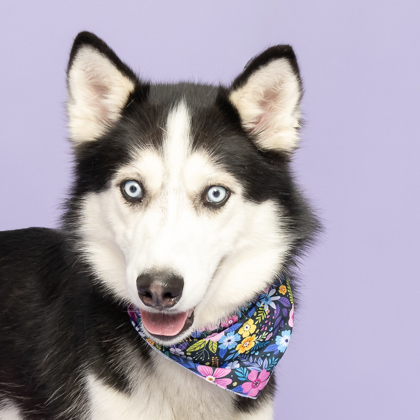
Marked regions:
[230,58,301,153]
[0,401,23,420]
[236,404,274,419]
[67,46,135,144]
[79,101,292,344]
[87,352,273,420]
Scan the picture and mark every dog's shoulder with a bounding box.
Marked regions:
[0,227,73,294]
[0,227,89,418]
[0,227,66,256]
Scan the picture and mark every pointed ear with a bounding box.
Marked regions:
[67,32,137,144]
[229,45,302,154]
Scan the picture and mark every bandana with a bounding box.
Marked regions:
[128,275,294,399]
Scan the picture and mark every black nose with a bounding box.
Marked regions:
[136,272,184,309]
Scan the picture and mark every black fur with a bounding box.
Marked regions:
[0,228,151,418]
[0,32,319,418]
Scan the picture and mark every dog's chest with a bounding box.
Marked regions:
[87,352,236,420]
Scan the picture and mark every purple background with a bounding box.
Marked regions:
[1,1,419,418]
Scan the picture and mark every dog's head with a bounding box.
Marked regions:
[65,32,314,345]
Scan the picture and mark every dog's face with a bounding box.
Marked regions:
[66,32,309,345]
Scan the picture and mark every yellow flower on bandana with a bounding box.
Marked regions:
[279,285,287,295]
[236,335,257,354]
[238,319,256,338]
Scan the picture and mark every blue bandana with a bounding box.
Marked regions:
[128,276,294,399]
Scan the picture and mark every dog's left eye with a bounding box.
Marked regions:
[205,186,229,205]
[122,180,143,200]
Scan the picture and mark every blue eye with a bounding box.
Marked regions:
[206,186,228,204]
[122,180,143,200]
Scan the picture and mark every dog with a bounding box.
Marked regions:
[0,32,318,419]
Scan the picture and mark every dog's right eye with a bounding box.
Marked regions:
[121,180,144,201]
[203,185,230,207]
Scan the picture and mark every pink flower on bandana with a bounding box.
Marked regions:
[196,366,232,388]
[204,331,225,342]
[289,304,295,328]
[242,369,270,397]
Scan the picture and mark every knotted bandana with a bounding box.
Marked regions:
[128,275,294,399]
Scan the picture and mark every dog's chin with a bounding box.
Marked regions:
[140,308,195,346]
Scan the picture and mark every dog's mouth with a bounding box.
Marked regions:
[140,308,195,341]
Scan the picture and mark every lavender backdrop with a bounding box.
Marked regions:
[1,1,419,418]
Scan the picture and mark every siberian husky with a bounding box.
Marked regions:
[0,32,318,419]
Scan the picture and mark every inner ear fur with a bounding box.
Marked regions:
[229,45,302,154]
[67,32,138,144]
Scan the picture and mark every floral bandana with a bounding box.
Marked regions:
[128,276,294,399]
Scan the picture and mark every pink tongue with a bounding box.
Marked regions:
[140,310,188,336]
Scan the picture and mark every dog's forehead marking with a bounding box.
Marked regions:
[163,101,192,184]
[122,101,238,196]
